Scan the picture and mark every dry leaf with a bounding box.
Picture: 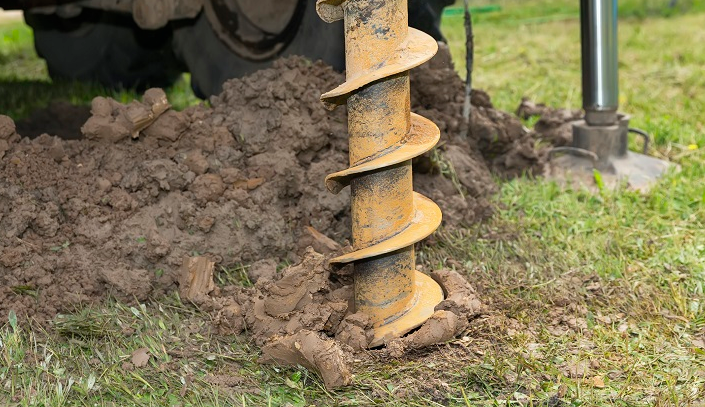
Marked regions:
[591,375,606,388]
[131,347,150,368]
[556,384,568,398]
[585,281,601,291]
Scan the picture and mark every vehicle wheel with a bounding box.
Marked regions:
[25,9,183,90]
[172,0,345,98]
[173,0,453,99]
[409,0,455,42]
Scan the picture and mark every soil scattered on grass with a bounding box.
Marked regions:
[1,48,557,387]
[190,248,483,388]
[0,48,541,322]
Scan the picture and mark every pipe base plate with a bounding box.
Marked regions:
[547,151,675,192]
[368,270,444,348]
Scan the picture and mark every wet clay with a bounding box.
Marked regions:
[187,248,482,388]
[260,330,353,389]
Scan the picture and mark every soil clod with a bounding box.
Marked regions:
[517,98,582,147]
[260,330,353,389]
[179,256,216,302]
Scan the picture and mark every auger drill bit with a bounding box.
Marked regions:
[317,0,444,347]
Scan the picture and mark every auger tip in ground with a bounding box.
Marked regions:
[317,0,446,347]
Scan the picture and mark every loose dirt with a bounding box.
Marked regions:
[189,248,483,388]
[517,98,582,147]
[1,48,562,387]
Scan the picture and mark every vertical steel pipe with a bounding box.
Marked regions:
[580,0,619,125]
[317,0,444,347]
[556,0,674,190]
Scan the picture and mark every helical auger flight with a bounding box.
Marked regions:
[316,0,445,347]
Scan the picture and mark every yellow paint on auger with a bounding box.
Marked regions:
[316,0,444,347]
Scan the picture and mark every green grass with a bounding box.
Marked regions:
[2,2,705,406]
[0,21,199,120]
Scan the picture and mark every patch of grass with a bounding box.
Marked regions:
[1,297,324,406]
[216,264,253,288]
[433,1,705,405]
[449,0,705,23]
[426,156,705,404]
[0,21,43,82]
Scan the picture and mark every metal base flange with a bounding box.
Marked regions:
[548,150,674,191]
[368,270,444,348]
[546,115,676,191]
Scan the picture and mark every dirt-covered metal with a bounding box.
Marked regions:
[316,0,444,347]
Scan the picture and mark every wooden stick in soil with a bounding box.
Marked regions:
[462,0,474,134]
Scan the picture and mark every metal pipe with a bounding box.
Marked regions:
[556,0,674,189]
[580,0,619,125]
[317,0,444,347]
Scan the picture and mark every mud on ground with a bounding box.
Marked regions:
[0,48,569,387]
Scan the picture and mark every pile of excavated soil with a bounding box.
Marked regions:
[0,48,562,386]
[0,49,542,322]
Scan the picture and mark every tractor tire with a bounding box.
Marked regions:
[409,0,455,42]
[172,0,345,99]
[172,0,452,99]
[25,10,183,90]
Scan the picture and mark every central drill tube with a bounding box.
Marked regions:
[580,0,619,126]
[344,0,418,325]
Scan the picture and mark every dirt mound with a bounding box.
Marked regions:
[0,52,559,385]
[516,98,582,147]
[0,50,542,323]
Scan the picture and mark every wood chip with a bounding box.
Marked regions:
[126,89,171,138]
[303,226,342,254]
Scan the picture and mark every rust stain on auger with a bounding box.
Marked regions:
[317,0,444,347]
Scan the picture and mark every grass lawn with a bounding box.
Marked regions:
[1,1,704,406]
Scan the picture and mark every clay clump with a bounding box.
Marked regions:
[188,248,482,389]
